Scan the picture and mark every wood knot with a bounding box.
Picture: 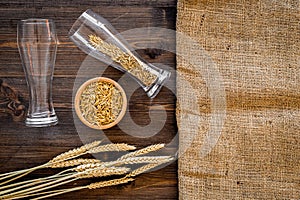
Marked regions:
[0,79,26,121]
[144,48,163,59]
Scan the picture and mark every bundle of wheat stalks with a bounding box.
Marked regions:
[0,141,173,199]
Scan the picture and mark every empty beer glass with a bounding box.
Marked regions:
[18,19,58,127]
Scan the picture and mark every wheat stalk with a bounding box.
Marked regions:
[87,177,134,190]
[118,144,165,160]
[50,158,101,168]
[106,156,173,166]
[0,172,70,196]
[0,158,101,195]
[88,143,136,154]
[0,141,137,186]
[127,163,163,178]
[0,143,171,200]
[0,164,128,198]
[24,178,135,200]
[0,143,136,195]
[6,177,133,200]
[78,166,130,179]
[30,158,172,200]
[49,140,101,163]
[0,141,102,186]
[16,161,171,200]
[1,166,130,199]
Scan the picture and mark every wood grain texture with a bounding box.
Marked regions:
[0,0,177,199]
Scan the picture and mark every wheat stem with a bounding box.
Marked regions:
[5,189,65,200]
[0,163,46,178]
[0,163,48,184]
[0,170,31,186]
[30,187,85,200]
[1,172,78,198]
[5,188,81,200]
[0,169,29,178]
[0,166,129,198]
[7,178,80,200]
[28,177,133,200]
[0,172,72,195]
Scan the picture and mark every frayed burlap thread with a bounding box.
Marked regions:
[177,0,300,199]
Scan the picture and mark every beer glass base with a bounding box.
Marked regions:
[146,69,171,98]
[25,115,58,127]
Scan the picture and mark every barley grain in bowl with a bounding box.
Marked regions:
[74,77,127,130]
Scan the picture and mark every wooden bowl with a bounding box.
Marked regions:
[74,77,127,130]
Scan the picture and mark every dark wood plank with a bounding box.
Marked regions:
[0,0,177,8]
[0,1,177,199]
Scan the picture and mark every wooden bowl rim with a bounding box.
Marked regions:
[74,77,127,130]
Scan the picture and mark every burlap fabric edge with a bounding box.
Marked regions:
[176,0,300,199]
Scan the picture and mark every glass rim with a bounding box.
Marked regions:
[68,9,110,37]
[19,18,54,25]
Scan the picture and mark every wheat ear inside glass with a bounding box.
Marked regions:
[68,9,171,98]
[17,19,58,127]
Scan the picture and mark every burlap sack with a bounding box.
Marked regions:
[176,0,300,199]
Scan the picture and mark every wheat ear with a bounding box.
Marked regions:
[0,141,102,186]
[88,143,136,154]
[118,144,165,160]
[49,158,101,168]
[0,143,172,200]
[2,165,129,199]
[106,156,173,166]
[49,140,101,163]
[29,159,172,200]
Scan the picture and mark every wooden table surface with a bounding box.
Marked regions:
[0,1,178,199]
